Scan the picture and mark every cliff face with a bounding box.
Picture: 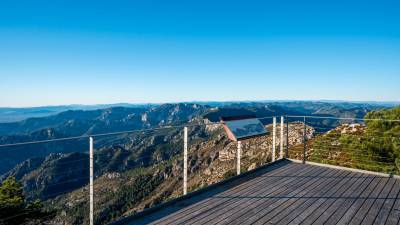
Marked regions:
[0,104,208,175]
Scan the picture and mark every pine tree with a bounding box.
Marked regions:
[0,176,26,222]
[0,176,25,208]
[0,176,54,224]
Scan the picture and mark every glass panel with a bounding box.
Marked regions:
[224,118,267,140]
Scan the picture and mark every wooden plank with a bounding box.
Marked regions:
[290,159,397,178]
[174,164,311,225]
[287,175,375,225]
[310,174,373,225]
[373,179,400,225]
[118,162,400,225]
[262,170,355,225]
[360,178,396,225]
[222,167,344,225]
[382,179,400,225]
[280,172,373,225]
[187,165,328,225]
[335,177,382,225]
[213,165,334,225]
[263,168,354,225]
[298,171,367,225]
[187,165,324,223]
[154,163,306,225]
[348,177,390,225]
[225,167,343,225]
[149,162,302,225]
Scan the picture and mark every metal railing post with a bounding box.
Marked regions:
[303,117,306,164]
[237,141,241,175]
[280,116,284,159]
[272,117,276,162]
[286,116,289,158]
[183,127,188,195]
[89,137,94,225]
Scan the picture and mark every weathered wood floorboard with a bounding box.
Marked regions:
[116,161,400,225]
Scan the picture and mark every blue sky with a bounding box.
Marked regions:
[0,0,399,107]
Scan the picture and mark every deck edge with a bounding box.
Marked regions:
[288,158,400,179]
[108,158,288,225]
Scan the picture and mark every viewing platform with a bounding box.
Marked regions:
[112,159,400,225]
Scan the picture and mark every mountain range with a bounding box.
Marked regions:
[0,101,390,175]
[1,100,397,123]
[0,101,395,225]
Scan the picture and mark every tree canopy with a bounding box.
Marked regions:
[0,176,53,225]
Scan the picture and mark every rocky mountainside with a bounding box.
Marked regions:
[0,104,156,123]
[0,102,385,198]
[0,101,389,224]
[0,104,206,136]
[0,103,208,174]
[2,124,195,201]
[44,122,314,225]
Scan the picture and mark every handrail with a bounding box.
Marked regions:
[0,121,220,148]
[286,115,400,122]
[0,114,399,148]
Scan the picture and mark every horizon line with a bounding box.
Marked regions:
[1,99,399,109]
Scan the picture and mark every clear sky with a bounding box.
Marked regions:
[0,0,399,107]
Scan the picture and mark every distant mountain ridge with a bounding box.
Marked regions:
[1,100,397,123]
[0,103,208,174]
[0,101,395,225]
[0,101,388,176]
[0,103,156,123]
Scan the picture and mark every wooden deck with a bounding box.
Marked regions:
[115,160,400,225]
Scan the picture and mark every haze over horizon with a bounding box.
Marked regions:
[1,0,399,107]
[0,99,399,109]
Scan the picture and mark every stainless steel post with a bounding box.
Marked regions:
[286,116,289,158]
[303,117,307,164]
[89,137,94,225]
[183,127,188,195]
[280,116,284,159]
[272,117,276,162]
[237,141,241,175]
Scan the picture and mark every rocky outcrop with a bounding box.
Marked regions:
[328,123,365,135]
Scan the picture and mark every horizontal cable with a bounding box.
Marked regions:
[311,137,400,144]
[287,115,400,122]
[93,154,166,162]
[310,126,337,130]
[308,148,394,161]
[40,189,86,200]
[290,151,394,164]
[29,167,90,178]
[0,210,37,222]
[305,158,396,169]
[289,143,398,156]
[311,136,400,142]
[0,123,211,148]
[307,157,393,166]
[312,129,400,136]
[0,115,398,148]
[311,132,400,140]
[38,175,89,188]
[0,135,90,148]
[309,143,397,153]
[0,158,89,178]
[26,213,58,223]
[41,157,89,167]
[298,152,393,165]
